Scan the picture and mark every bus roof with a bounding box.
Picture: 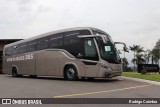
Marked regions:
[5,27,107,48]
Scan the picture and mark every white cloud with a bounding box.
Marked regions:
[0,0,160,66]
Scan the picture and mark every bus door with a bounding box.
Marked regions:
[81,39,99,77]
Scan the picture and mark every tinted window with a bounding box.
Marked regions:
[12,45,18,55]
[64,31,80,45]
[18,43,27,53]
[49,34,63,48]
[4,48,8,56]
[37,37,49,50]
[64,30,91,45]
[27,40,37,52]
[4,47,12,56]
[63,30,91,58]
[84,39,98,61]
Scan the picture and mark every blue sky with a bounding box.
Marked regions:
[0,0,160,66]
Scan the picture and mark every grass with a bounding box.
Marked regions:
[122,72,160,82]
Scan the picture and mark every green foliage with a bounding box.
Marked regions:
[152,39,160,64]
[143,49,151,64]
[129,44,145,66]
[122,72,160,82]
[122,58,129,67]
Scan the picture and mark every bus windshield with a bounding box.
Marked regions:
[92,30,121,64]
[97,39,121,64]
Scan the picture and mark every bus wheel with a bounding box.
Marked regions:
[12,67,18,77]
[87,77,94,80]
[64,66,78,81]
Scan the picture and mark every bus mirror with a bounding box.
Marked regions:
[123,46,129,52]
[114,42,129,52]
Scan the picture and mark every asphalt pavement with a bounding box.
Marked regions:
[0,74,160,107]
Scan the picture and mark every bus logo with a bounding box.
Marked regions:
[7,54,33,62]
[2,99,11,104]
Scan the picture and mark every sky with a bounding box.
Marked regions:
[0,0,160,66]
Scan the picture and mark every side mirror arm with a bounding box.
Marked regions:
[114,42,129,52]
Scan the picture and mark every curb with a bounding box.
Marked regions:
[121,76,160,86]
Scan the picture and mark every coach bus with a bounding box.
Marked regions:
[3,27,128,80]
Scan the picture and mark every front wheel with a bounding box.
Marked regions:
[64,66,78,81]
[12,67,18,77]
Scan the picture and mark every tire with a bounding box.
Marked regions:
[87,77,94,80]
[64,66,78,81]
[12,67,18,77]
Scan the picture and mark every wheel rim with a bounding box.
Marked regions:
[67,68,75,79]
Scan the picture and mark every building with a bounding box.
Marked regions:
[0,39,22,74]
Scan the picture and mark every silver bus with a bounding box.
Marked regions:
[3,27,128,80]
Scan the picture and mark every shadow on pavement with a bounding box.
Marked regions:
[5,74,121,83]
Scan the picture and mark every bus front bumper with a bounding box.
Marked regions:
[105,71,122,78]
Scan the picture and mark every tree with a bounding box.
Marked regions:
[130,45,145,68]
[136,54,145,64]
[143,49,151,64]
[129,45,138,69]
[122,58,129,71]
[152,39,160,64]
[136,45,145,64]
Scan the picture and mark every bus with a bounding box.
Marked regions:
[3,27,128,80]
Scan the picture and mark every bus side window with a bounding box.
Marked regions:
[64,31,80,45]
[4,48,8,56]
[4,47,12,56]
[63,31,83,57]
[18,43,27,54]
[63,30,91,58]
[27,40,37,52]
[37,37,49,50]
[12,45,18,55]
[84,39,99,61]
[49,34,63,48]
[79,30,91,35]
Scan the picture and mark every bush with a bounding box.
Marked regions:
[141,66,147,74]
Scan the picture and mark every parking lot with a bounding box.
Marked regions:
[0,74,160,107]
[0,74,160,98]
